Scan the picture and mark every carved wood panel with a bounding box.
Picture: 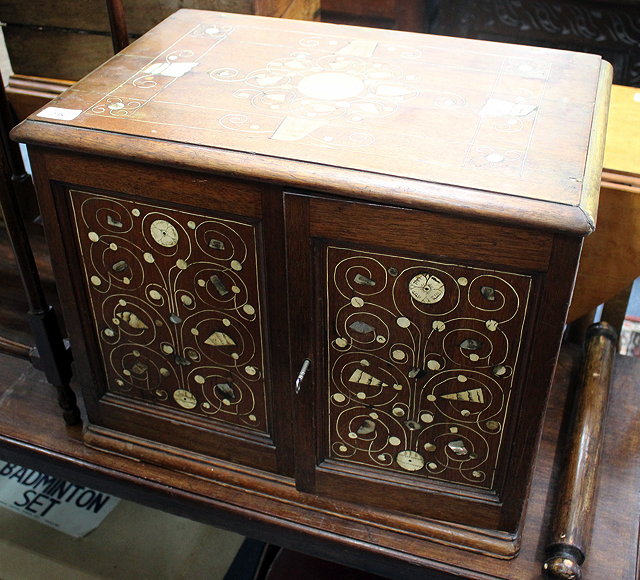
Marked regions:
[69,189,270,434]
[325,245,532,490]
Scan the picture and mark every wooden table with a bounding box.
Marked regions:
[0,344,637,579]
[568,84,640,323]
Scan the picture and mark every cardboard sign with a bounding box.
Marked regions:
[0,460,119,537]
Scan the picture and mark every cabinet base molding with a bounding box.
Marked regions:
[85,424,520,559]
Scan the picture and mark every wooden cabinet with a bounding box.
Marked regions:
[13,9,611,559]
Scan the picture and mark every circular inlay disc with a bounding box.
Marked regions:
[243,304,255,315]
[397,317,411,328]
[427,360,441,371]
[427,394,436,402]
[149,290,162,300]
[408,273,445,304]
[194,375,205,384]
[150,219,179,247]
[392,407,405,417]
[351,297,364,308]
[181,295,193,306]
[396,450,425,472]
[493,365,508,377]
[88,232,99,242]
[486,319,499,331]
[90,276,102,286]
[332,393,346,403]
[176,259,188,270]
[335,337,348,348]
[420,412,434,423]
[249,414,257,422]
[432,321,446,331]
[457,374,468,382]
[356,391,366,400]
[144,252,154,263]
[187,221,196,229]
[388,436,401,446]
[457,277,468,286]
[245,365,257,376]
[132,209,140,217]
[222,318,231,327]
[392,350,405,361]
[297,72,365,100]
[424,443,436,452]
[428,462,438,470]
[230,260,243,271]
[173,389,197,409]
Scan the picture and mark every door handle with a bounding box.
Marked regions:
[295,359,311,394]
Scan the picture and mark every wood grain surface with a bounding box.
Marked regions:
[12,9,610,224]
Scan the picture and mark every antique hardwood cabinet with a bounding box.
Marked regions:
[12,10,611,558]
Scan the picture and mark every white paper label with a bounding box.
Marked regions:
[0,460,119,538]
[37,107,82,121]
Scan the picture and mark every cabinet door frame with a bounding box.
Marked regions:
[31,148,296,476]
[285,189,576,533]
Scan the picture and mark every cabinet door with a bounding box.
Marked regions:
[44,155,292,475]
[285,192,555,530]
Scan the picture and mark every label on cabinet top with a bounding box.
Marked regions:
[19,10,610,215]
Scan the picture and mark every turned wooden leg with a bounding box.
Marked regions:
[0,72,81,426]
[543,322,617,579]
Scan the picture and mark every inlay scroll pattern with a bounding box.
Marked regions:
[69,189,269,433]
[326,246,532,490]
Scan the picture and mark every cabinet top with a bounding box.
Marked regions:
[13,9,612,234]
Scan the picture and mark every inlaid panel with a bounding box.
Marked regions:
[69,189,269,434]
[325,246,532,490]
